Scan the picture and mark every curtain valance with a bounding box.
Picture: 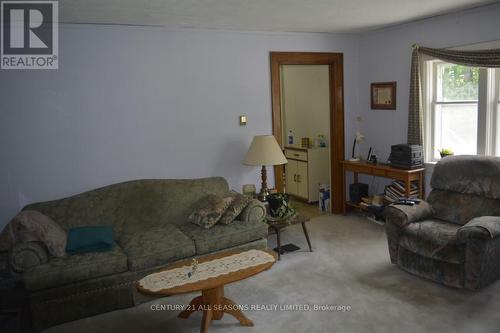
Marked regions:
[407,45,500,146]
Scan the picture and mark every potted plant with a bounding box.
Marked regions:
[438,148,454,158]
[267,193,296,219]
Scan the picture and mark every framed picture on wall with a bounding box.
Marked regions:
[371,82,396,110]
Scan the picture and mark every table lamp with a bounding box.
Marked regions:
[349,131,365,161]
[243,135,288,201]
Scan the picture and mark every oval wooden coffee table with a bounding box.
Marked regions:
[137,249,277,333]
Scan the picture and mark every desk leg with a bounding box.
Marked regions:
[353,172,358,183]
[405,177,411,198]
[342,165,346,214]
[419,171,424,199]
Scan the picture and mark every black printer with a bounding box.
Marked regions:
[389,144,423,169]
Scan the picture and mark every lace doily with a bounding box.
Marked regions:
[138,249,275,292]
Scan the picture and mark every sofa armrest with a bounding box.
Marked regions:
[8,241,49,273]
[384,201,434,228]
[457,216,500,242]
[237,199,266,223]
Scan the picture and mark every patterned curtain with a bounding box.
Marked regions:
[407,45,500,146]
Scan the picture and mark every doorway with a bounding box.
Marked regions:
[270,52,345,214]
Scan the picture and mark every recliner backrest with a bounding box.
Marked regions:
[427,155,500,225]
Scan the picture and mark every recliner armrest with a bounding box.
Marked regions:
[237,199,266,223]
[384,201,434,228]
[457,216,500,242]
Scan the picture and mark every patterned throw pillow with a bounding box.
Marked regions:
[0,210,67,257]
[188,195,234,229]
[219,191,253,225]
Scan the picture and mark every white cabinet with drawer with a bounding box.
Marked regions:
[284,146,330,202]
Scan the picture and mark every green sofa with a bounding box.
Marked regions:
[7,177,268,330]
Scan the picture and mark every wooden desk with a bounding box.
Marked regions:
[341,160,425,214]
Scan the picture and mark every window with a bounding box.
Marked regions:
[424,61,500,161]
[495,69,500,156]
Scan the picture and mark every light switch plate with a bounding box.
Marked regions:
[239,115,247,126]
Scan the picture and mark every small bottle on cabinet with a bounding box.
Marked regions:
[288,130,294,145]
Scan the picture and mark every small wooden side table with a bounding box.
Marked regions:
[266,214,313,260]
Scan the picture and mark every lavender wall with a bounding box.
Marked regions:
[2,4,500,229]
[0,26,359,228]
[357,3,500,195]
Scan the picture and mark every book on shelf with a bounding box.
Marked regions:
[385,186,418,197]
[392,180,418,193]
[383,180,419,203]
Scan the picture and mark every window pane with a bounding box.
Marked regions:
[437,64,479,101]
[496,68,500,155]
[434,104,477,159]
[496,104,500,156]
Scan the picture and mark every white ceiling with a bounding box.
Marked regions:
[59,0,498,33]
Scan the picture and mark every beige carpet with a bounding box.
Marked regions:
[44,214,500,333]
[290,199,324,219]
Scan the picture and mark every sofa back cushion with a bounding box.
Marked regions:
[23,177,229,239]
[23,189,121,238]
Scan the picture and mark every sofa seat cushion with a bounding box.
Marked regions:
[119,224,195,271]
[399,219,465,264]
[24,245,128,291]
[178,219,268,255]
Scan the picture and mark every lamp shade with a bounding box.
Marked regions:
[242,135,288,166]
[355,131,365,143]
